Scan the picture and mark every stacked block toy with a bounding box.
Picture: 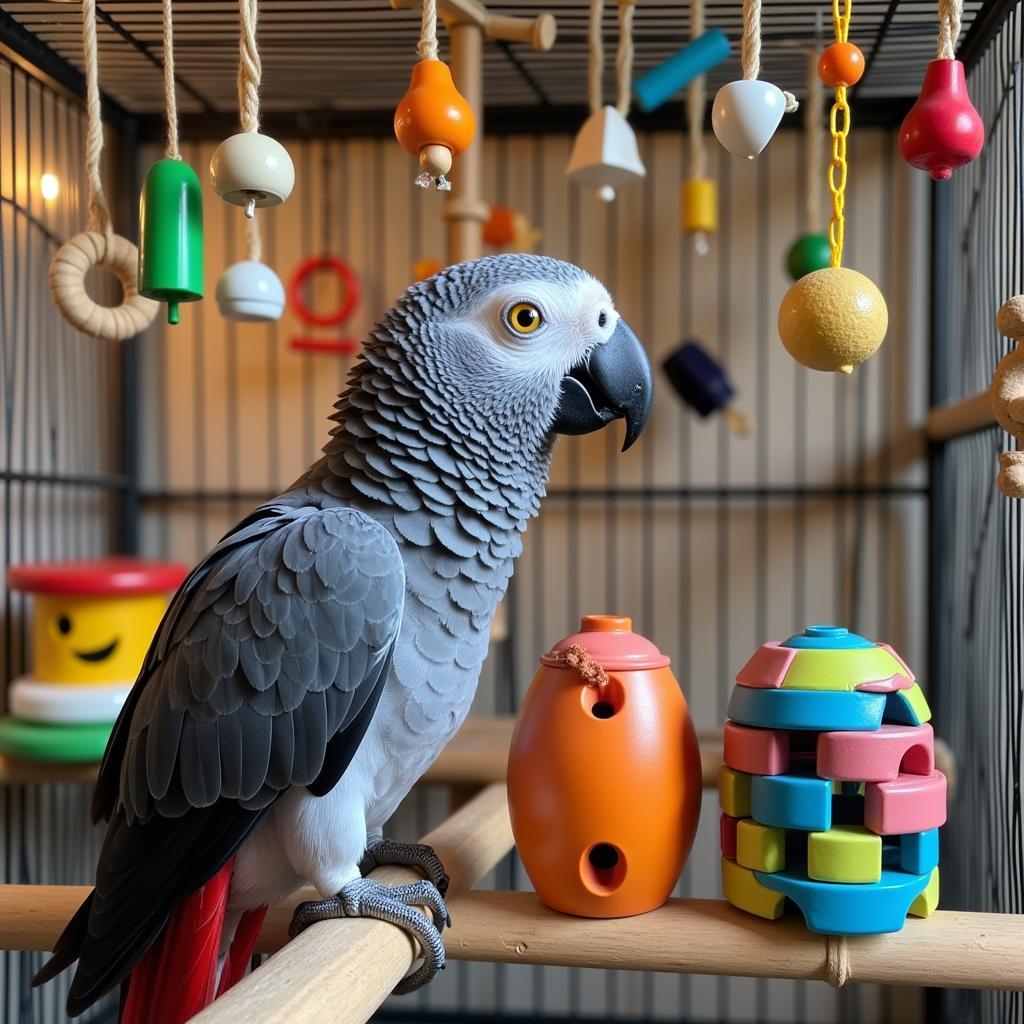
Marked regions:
[719,625,944,935]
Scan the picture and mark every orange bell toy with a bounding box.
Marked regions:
[507,615,702,918]
[394,59,475,192]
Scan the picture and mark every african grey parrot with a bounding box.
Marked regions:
[35,253,653,1021]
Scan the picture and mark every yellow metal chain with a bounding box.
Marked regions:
[828,0,852,268]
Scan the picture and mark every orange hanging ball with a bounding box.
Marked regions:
[818,42,865,88]
[394,59,475,188]
[507,616,702,919]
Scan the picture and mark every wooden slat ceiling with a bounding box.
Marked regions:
[3,1,988,115]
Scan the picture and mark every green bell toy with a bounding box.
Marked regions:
[139,158,203,325]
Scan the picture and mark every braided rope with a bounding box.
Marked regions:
[741,0,798,112]
[686,0,707,178]
[81,0,112,243]
[825,935,851,988]
[937,0,963,59]
[588,0,605,115]
[418,0,439,60]
[162,0,180,159]
[615,0,637,117]
[237,0,261,134]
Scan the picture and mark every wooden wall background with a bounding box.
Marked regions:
[134,127,930,1023]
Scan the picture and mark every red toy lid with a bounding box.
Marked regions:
[7,559,188,596]
[540,615,671,671]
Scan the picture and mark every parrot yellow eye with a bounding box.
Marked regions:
[505,302,543,336]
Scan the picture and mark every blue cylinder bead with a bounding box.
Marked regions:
[634,29,731,113]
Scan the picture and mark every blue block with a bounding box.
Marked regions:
[755,862,933,935]
[634,29,731,112]
[752,773,832,831]
[727,685,886,732]
[900,829,939,875]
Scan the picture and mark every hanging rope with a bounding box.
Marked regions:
[827,0,852,267]
[686,0,707,178]
[741,0,798,112]
[82,0,112,244]
[805,48,824,231]
[162,0,180,159]
[237,0,262,135]
[937,0,963,59]
[49,0,158,340]
[588,0,604,115]
[615,0,636,117]
[417,0,439,61]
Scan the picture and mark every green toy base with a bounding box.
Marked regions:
[0,716,111,763]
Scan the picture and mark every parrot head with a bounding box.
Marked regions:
[393,254,653,452]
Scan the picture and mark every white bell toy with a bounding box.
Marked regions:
[566,106,646,202]
[712,80,788,158]
[210,133,295,218]
[215,259,285,322]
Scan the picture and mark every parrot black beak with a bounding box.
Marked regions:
[551,319,653,451]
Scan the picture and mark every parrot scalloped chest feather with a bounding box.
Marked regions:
[35,254,653,1021]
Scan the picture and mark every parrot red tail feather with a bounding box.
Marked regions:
[216,906,268,998]
[119,861,233,1024]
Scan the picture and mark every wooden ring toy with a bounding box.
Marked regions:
[49,231,159,342]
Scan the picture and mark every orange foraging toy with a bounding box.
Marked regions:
[394,59,475,192]
[817,41,865,88]
[507,615,702,918]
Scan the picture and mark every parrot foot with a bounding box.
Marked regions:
[288,877,449,994]
[359,837,450,897]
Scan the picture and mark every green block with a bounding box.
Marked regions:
[782,646,907,691]
[719,765,752,818]
[808,825,882,884]
[737,819,786,873]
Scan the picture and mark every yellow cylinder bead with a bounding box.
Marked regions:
[681,178,717,235]
[778,267,888,374]
[32,593,169,684]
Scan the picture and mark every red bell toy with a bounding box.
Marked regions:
[507,616,702,918]
[899,59,984,181]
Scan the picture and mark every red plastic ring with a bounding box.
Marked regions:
[288,256,360,328]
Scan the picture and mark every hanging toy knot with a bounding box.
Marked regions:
[784,91,800,114]
[554,644,609,689]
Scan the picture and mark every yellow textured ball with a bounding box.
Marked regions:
[778,267,888,374]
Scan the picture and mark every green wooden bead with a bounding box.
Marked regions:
[139,158,204,324]
[786,233,831,281]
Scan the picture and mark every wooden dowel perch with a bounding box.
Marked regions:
[192,782,511,1024]
[925,389,996,441]
[444,891,1024,992]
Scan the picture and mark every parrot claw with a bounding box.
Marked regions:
[359,838,450,898]
[288,877,449,994]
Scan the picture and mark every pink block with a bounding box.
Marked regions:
[864,770,947,836]
[856,673,913,693]
[877,642,917,682]
[724,721,790,775]
[720,813,739,859]
[817,723,935,782]
[735,643,796,689]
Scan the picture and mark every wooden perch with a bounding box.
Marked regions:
[192,782,512,1024]
[389,0,557,50]
[444,890,1024,992]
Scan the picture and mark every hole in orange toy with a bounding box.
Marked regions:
[580,675,625,719]
[581,843,627,895]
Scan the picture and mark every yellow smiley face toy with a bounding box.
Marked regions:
[0,559,187,763]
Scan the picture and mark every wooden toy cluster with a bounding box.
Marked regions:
[719,625,944,935]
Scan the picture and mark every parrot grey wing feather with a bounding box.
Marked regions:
[118,502,405,819]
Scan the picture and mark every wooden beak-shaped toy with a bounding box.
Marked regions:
[992,295,1024,498]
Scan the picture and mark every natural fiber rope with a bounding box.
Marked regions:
[937,0,963,59]
[237,0,261,134]
[162,0,179,159]
[417,0,439,61]
[741,0,798,113]
[805,48,824,230]
[48,0,158,341]
[81,0,112,243]
[686,0,707,178]
[825,935,851,988]
[615,0,636,117]
[588,0,604,115]
[555,645,609,689]
[245,213,262,262]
